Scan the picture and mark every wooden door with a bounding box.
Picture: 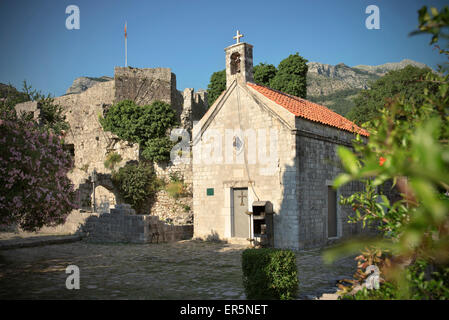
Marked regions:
[232,188,249,238]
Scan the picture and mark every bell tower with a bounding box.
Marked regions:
[225,30,254,89]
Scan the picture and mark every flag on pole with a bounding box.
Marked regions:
[124,21,127,67]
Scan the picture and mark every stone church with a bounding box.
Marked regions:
[192,33,369,249]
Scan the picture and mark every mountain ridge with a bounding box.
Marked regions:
[306,58,431,116]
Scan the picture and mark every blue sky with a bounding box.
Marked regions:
[0,0,447,97]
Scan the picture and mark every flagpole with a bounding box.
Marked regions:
[125,22,127,67]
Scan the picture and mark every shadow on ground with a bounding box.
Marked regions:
[0,238,356,300]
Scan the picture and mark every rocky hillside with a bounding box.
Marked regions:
[65,76,113,95]
[62,59,430,116]
[307,59,430,116]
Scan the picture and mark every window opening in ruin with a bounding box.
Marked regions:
[63,144,75,158]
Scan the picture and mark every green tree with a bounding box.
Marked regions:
[253,63,277,86]
[38,97,70,136]
[0,83,28,117]
[99,100,177,162]
[206,69,226,107]
[0,81,69,135]
[141,137,175,162]
[269,53,308,98]
[347,66,439,125]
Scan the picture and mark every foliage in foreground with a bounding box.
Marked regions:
[324,5,449,300]
[341,260,449,300]
[242,248,298,300]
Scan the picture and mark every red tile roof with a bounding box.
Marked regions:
[247,82,369,137]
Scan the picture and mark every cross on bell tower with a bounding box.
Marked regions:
[233,30,243,44]
[224,30,254,89]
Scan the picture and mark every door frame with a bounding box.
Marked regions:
[325,180,341,239]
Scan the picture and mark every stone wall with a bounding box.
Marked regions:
[81,204,193,243]
[151,161,193,225]
[149,190,193,225]
[295,118,366,248]
[38,210,96,234]
[1,210,95,235]
[53,80,140,209]
[114,67,184,119]
[181,88,208,133]
[154,162,193,186]
[14,101,41,121]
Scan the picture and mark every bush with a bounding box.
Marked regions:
[0,115,77,231]
[325,6,449,299]
[242,248,298,300]
[111,162,159,213]
[103,152,122,171]
[165,181,188,199]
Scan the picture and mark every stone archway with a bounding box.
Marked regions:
[88,172,122,213]
[92,185,117,213]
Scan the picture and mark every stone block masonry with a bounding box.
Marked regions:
[114,67,184,120]
[81,204,193,243]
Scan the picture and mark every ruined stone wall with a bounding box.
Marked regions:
[149,190,193,225]
[114,67,184,119]
[1,210,95,234]
[151,162,193,225]
[181,88,208,133]
[14,67,208,233]
[14,101,41,121]
[38,210,96,234]
[54,80,140,209]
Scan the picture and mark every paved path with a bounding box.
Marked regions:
[0,239,355,300]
